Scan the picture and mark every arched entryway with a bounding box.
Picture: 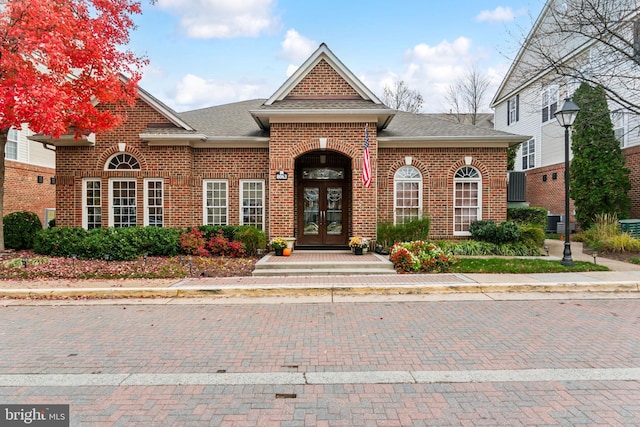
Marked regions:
[295,151,351,247]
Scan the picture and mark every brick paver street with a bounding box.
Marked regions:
[1,297,639,425]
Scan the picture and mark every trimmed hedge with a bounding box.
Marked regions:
[377,217,431,250]
[469,220,520,245]
[4,211,42,250]
[507,206,547,227]
[33,225,264,260]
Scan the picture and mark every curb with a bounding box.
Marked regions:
[1,281,639,300]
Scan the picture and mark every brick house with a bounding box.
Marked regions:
[5,125,56,227]
[33,44,527,246]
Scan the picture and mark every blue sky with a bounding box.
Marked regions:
[128,0,545,113]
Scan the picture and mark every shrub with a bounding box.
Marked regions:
[519,225,546,249]
[440,240,540,256]
[377,217,431,250]
[234,226,266,257]
[389,241,455,273]
[507,207,548,227]
[4,211,42,250]
[470,220,520,245]
[180,228,209,257]
[134,227,181,257]
[33,227,87,257]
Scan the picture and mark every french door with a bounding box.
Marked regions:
[298,181,347,246]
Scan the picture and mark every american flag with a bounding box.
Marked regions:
[362,124,372,188]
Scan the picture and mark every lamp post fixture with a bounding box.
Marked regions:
[554,97,580,266]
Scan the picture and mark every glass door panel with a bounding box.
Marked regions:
[326,187,342,235]
[303,187,319,236]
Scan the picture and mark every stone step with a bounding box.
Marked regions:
[251,267,397,277]
[251,252,397,277]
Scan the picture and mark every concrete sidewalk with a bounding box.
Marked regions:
[1,239,639,301]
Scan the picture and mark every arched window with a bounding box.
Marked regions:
[394,165,422,224]
[453,166,482,235]
[106,153,140,170]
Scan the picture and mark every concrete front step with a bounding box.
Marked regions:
[252,267,397,277]
[252,252,397,277]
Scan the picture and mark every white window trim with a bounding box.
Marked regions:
[612,110,627,147]
[508,96,518,125]
[521,138,536,170]
[6,127,18,161]
[144,178,163,227]
[541,84,559,124]
[393,166,423,225]
[453,167,482,237]
[108,178,137,227]
[82,178,102,230]
[239,179,265,230]
[203,179,228,226]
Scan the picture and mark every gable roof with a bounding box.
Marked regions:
[265,43,383,105]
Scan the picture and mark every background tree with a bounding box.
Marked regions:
[516,0,640,116]
[0,0,146,251]
[570,83,631,229]
[382,80,424,113]
[444,65,491,125]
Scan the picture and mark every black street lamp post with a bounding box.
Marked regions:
[554,98,580,266]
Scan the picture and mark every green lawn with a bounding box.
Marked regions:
[450,257,609,274]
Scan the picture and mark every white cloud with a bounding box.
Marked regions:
[363,38,497,113]
[475,6,524,23]
[279,29,317,62]
[156,0,279,39]
[170,74,266,110]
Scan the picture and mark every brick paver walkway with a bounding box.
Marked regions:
[1,299,639,425]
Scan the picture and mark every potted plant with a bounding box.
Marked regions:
[270,237,288,256]
[349,236,368,255]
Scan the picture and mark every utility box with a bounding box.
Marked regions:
[619,219,640,237]
[546,214,561,233]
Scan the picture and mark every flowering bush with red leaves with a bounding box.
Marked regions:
[206,230,247,258]
[389,241,456,273]
[179,228,209,257]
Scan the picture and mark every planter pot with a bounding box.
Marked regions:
[354,247,364,255]
[275,248,284,256]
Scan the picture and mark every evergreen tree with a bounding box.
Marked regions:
[570,83,631,230]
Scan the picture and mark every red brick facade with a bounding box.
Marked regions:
[524,163,575,222]
[54,49,515,245]
[4,160,55,226]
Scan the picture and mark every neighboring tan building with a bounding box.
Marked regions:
[33,44,527,246]
[5,125,56,227]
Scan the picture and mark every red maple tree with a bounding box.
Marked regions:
[0,0,147,250]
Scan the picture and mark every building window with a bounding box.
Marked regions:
[541,85,559,123]
[240,180,264,230]
[144,179,163,227]
[109,179,137,227]
[106,153,140,170]
[203,180,228,226]
[83,179,102,230]
[454,166,482,235]
[394,166,422,224]
[612,110,626,147]
[522,139,535,170]
[6,127,18,160]
[507,95,519,125]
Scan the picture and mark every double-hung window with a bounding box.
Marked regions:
[507,95,519,125]
[522,139,535,170]
[144,179,163,227]
[83,179,102,229]
[453,166,482,235]
[394,166,422,224]
[203,180,228,226]
[106,153,140,227]
[541,85,559,123]
[240,180,264,230]
[6,127,18,160]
